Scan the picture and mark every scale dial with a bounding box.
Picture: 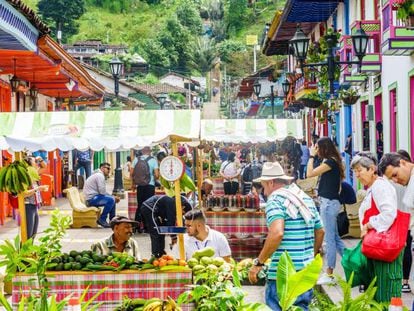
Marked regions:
[159,156,185,181]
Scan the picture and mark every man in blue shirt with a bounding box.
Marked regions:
[131,146,159,232]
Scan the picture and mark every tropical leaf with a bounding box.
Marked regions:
[278,253,323,311]
[276,251,296,306]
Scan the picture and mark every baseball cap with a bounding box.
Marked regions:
[110,216,139,229]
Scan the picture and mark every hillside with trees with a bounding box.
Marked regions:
[24,0,284,80]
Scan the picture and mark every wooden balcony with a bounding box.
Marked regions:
[381,2,414,55]
[340,20,381,83]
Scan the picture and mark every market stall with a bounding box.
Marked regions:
[199,118,303,260]
[0,110,200,237]
[12,269,192,310]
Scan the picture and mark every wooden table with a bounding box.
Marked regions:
[13,269,192,310]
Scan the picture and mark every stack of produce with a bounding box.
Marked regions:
[0,160,32,194]
[186,246,231,275]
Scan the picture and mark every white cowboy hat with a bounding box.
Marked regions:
[253,161,294,182]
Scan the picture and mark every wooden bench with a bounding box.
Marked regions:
[63,187,100,228]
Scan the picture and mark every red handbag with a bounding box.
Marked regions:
[361,197,410,262]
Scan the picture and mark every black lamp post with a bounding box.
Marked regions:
[270,85,275,119]
[158,93,167,110]
[290,25,369,96]
[109,56,124,198]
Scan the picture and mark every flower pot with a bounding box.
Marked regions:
[342,95,360,106]
[299,98,323,108]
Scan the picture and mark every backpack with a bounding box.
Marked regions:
[242,163,262,183]
[133,156,153,186]
[339,181,357,205]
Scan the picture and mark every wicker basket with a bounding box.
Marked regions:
[342,95,360,106]
[300,98,323,108]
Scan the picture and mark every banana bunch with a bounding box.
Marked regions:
[0,160,31,194]
[143,296,181,311]
[160,173,196,197]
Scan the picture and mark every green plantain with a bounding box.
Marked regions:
[0,166,7,191]
[4,167,13,193]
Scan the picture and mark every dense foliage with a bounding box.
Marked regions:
[37,0,86,42]
[26,0,281,80]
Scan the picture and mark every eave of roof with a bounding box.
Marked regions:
[263,0,339,56]
[7,0,50,34]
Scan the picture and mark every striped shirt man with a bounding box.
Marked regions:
[266,184,323,280]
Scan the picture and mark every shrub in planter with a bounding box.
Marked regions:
[339,88,360,106]
[299,91,323,108]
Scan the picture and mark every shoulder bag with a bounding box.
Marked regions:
[361,197,410,262]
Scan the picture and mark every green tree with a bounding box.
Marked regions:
[224,0,248,35]
[157,17,194,72]
[190,38,218,74]
[176,0,203,34]
[140,39,171,75]
[38,0,86,43]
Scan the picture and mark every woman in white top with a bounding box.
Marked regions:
[350,151,401,303]
[220,152,241,195]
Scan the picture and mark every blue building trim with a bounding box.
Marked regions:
[344,105,352,183]
[0,0,39,51]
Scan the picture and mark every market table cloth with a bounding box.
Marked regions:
[12,270,192,310]
[228,237,266,261]
[127,190,166,220]
[205,211,267,235]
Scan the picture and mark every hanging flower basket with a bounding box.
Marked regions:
[342,95,360,106]
[299,98,323,108]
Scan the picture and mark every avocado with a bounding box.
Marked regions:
[69,250,79,258]
[63,263,72,271]
[92,254,104,262]
[56,263,64,271]
[73,263,82,270]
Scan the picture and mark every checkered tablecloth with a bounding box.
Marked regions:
[128,191,137,220]
[13,270,193,310]
[205,211,267,235]
[228,237,266,261]
[211,177,224,195]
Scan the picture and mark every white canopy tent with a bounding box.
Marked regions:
[0,110,201,152]
[200,118,303,143]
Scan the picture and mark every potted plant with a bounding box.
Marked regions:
[304,27,341,92]
[299,91,323,108]
[393,0,414,25]
[339,88,360,105]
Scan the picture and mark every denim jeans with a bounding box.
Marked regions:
[75,160,92,179]
[25,203,39,239]
[87,194,116,223]
[265,280,313,311]
[319,197,344,269]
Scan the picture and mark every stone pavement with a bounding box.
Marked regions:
[1,183,413,308]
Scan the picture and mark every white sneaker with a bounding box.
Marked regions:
[317,273,335,285]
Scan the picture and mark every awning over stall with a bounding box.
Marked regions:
[201,119,303,143]
[0,110,200,151]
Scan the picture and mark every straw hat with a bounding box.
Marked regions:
[253,161,294,182]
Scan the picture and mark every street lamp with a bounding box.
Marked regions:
[253,81,261,98]
[109,56,124,198]
[254,81,291,119]
[158,93,167,110]
[290,25,369,96]
[282,79,290,97]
